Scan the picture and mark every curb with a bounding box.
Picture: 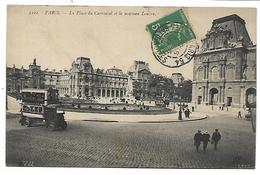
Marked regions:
[62,108,175,115]
[137,116,208,123]
[82,120,118,123]
[79,116,208,123]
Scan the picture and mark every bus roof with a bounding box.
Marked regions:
[21,88,49,93]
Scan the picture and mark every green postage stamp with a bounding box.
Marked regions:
[146,9,198,68]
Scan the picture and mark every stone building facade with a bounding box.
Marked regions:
[7,65,30,93]
[57,57,129,99]
[7,59,47,93]
[42,69,61,89]
[128,60,152,99]
[7,57,129,99]
[7,59,63,94]
[171,73,184,87]
[192,14,256,108]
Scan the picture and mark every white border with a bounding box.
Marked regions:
[1,1,259,175]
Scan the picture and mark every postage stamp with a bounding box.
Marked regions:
[146,9,198,68]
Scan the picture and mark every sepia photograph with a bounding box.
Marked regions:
[5,5,256,169]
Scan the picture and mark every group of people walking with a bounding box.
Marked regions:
[194,129,221,152]
[177,103,192,120]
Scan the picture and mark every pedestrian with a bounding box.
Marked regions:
[184,109,190,118]
[237,111,242,118]
[187,109,191,118]
[211,129,221,150]
[178,108,182,120]
[202,131,211,152]
[184,109,187,118]
[194,130,203,152]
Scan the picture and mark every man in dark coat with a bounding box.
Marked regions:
[185,109,191,118]
[237,111,242,118]
[211,129,221,150]
[178,108,182,120]
[202,131,211,152]
[194,130,203,152]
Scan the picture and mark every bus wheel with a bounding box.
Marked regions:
[19,117,25,126]
[61,121,67,130]
[24,118,31,127]
[48,121,57,131]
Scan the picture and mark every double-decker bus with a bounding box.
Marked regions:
[19,88,67,130]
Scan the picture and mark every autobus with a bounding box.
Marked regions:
[19,88,67,130]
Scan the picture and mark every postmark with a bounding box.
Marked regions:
[146,9,198,68]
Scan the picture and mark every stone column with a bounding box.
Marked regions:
[203,66,206,79]
[219,64,222,79]
[222,86,225,103]
[110,88,112,97]
[222,65,226,79]
[93,89,97,97]
[113,89,116,97]
[76,86,80,98]
[192,84,197,104]
[205,85,209,104]
[82,85,85,98]
[105,88,107,97]
[76,74,79,97]
[88,87,92,96]
[205,66,208,79]
[202,86,205,102]
[240,86,245,108]
[219,86,222,103]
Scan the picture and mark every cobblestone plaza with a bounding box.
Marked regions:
[6,112,255,168]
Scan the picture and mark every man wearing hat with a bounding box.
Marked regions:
[211,129,221,150]
[202,131,211,152]
[194,130,203,152]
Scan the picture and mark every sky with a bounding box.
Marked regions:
[6,6,256,79]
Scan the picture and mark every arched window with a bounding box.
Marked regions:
[215,34,224,48]
[210,66,219,81]
[209,36,215,49]
[226,63,235,80]
[246,65,256,80]
[254,66,256,80]
[246,88,256,107]
[197,67,203,81]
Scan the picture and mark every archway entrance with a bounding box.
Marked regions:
[209,88,218,105]
[246,88,256,107]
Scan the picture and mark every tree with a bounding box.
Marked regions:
[147,74,175,100]
[175,79,192,101]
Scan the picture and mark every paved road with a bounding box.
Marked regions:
[6,113,255,168]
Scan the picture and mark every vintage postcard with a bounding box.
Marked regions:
[6,5,256,168]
